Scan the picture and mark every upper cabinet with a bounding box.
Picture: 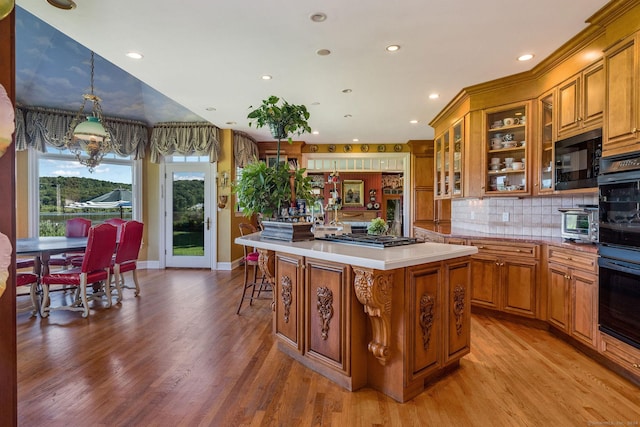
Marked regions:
[604,33,640,157]
[434,118,464,200]
[483,102,531,196]
[557,60,604,140]
[537,90,555,194]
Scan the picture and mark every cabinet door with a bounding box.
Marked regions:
[445,260,471,362]
[469,255,500,309]
[571,269,598,349]
[502,257,538,317]
[557,74,580,137]
[408,264,441,378]
[274,253,304,351]
[304,258,350,373]
[537,89,555,193]
[547,263,570,331]
[582,61,604,130]
[604,34,639,156]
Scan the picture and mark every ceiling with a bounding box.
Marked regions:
[15,0,609,144]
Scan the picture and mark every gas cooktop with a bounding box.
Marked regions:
[316,233,420,248]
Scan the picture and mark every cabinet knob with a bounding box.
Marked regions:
[516,249,522,252]
[577,117,583,121]
[633,128,638,134]
[633,363,639,368]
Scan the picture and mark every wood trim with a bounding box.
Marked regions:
[0,9,17,427]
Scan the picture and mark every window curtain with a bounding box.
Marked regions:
[150,122,220,163]
[14,106,148,159]
[233,131,259,168]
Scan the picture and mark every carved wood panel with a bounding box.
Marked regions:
[274,253,303,351]
[408,266,441,377]
[446,261,471,362]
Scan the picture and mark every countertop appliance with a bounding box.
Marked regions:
[558,205,598,243]
[597,151,640,350]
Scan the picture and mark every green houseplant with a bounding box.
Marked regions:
[367,218,389,235]
[247,95,312,165]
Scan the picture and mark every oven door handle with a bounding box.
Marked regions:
[599,257,640,276]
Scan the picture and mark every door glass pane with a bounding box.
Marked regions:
[172,172,205,256]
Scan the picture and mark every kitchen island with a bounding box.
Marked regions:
[235,233,478,402]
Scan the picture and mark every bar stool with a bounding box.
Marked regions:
[236,223,271,314]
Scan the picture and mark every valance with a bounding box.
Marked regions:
[150,122,220,163]
[233,131,259,168]
[15,106,148,159]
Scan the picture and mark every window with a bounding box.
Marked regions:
[33,146,141,236]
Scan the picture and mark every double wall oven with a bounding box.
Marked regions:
[598,153,640,350]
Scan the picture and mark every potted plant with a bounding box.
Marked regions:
[247,95,312,165]
[367,218,389,236]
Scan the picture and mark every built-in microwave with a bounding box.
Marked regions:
[554,128,602,191]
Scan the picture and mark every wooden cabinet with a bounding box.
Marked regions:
[434,118,464,200]
[604,33,640,157]
[546,246,598,349]
[469,240,539,318]
[483,102,531,196]
[557,60,604,139]
[600,333,640,381]
[274,253,304,352]
[537,89,555,193]
[411,142,435,224]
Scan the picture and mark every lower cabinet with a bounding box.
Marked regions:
[468,240,539,318]
[547,247,598,349]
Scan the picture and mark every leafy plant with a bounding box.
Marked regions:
[233,160,313,220]
[247,96,312,143]
[367,218,389,235]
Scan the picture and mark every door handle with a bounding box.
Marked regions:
[206,217,211,230]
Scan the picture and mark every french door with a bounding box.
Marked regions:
[164,162,216,268]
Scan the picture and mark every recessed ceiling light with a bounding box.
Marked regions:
[342,89,352,94]
[352,138,359,142]
[46,0,76,10]
[261,75,272,80]
[386,45,400,52]
[225,121,236,125]
[310,13,327,23]
[125,52,143,60]
[311,101,320,106]
[316,49,331,56]
[429,93,440,100]
[205,107,216,111]
[344,114,352,118]
[518,53,534,61]
[312,131,319,135]
[410,120,418,124]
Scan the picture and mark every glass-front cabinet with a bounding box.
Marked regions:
[434,118,463,199]
[539,90,555,193]
[484,102,530,195]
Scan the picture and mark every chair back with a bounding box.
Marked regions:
[66,217,92,237]
[80,224,118,273]
[239,223,258,258]
[104,218,127,241]
[114,220,144,264]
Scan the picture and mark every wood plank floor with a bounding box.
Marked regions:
[16,268,640,426]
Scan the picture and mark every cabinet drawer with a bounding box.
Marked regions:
[468,240,538,258]
[600,333,640,377]
[547,247,597,274]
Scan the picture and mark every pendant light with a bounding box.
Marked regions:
[64,51,112,172]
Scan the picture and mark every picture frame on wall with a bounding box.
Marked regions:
[265,155,288,167]
[342,180,364,207]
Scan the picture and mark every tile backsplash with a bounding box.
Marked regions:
[451,195,598,238]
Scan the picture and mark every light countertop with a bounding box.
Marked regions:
[235,233,478,270]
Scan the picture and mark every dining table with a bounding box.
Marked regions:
[16,236,88,276]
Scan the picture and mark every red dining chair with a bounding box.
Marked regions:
[16,272,39,317]
[236,223,270,314]
[49,217,92,268]
[109,220,144,301]
[104,218,127,241]
[40,223,117,318]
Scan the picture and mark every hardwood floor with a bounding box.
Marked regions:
[16,268,640,426]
